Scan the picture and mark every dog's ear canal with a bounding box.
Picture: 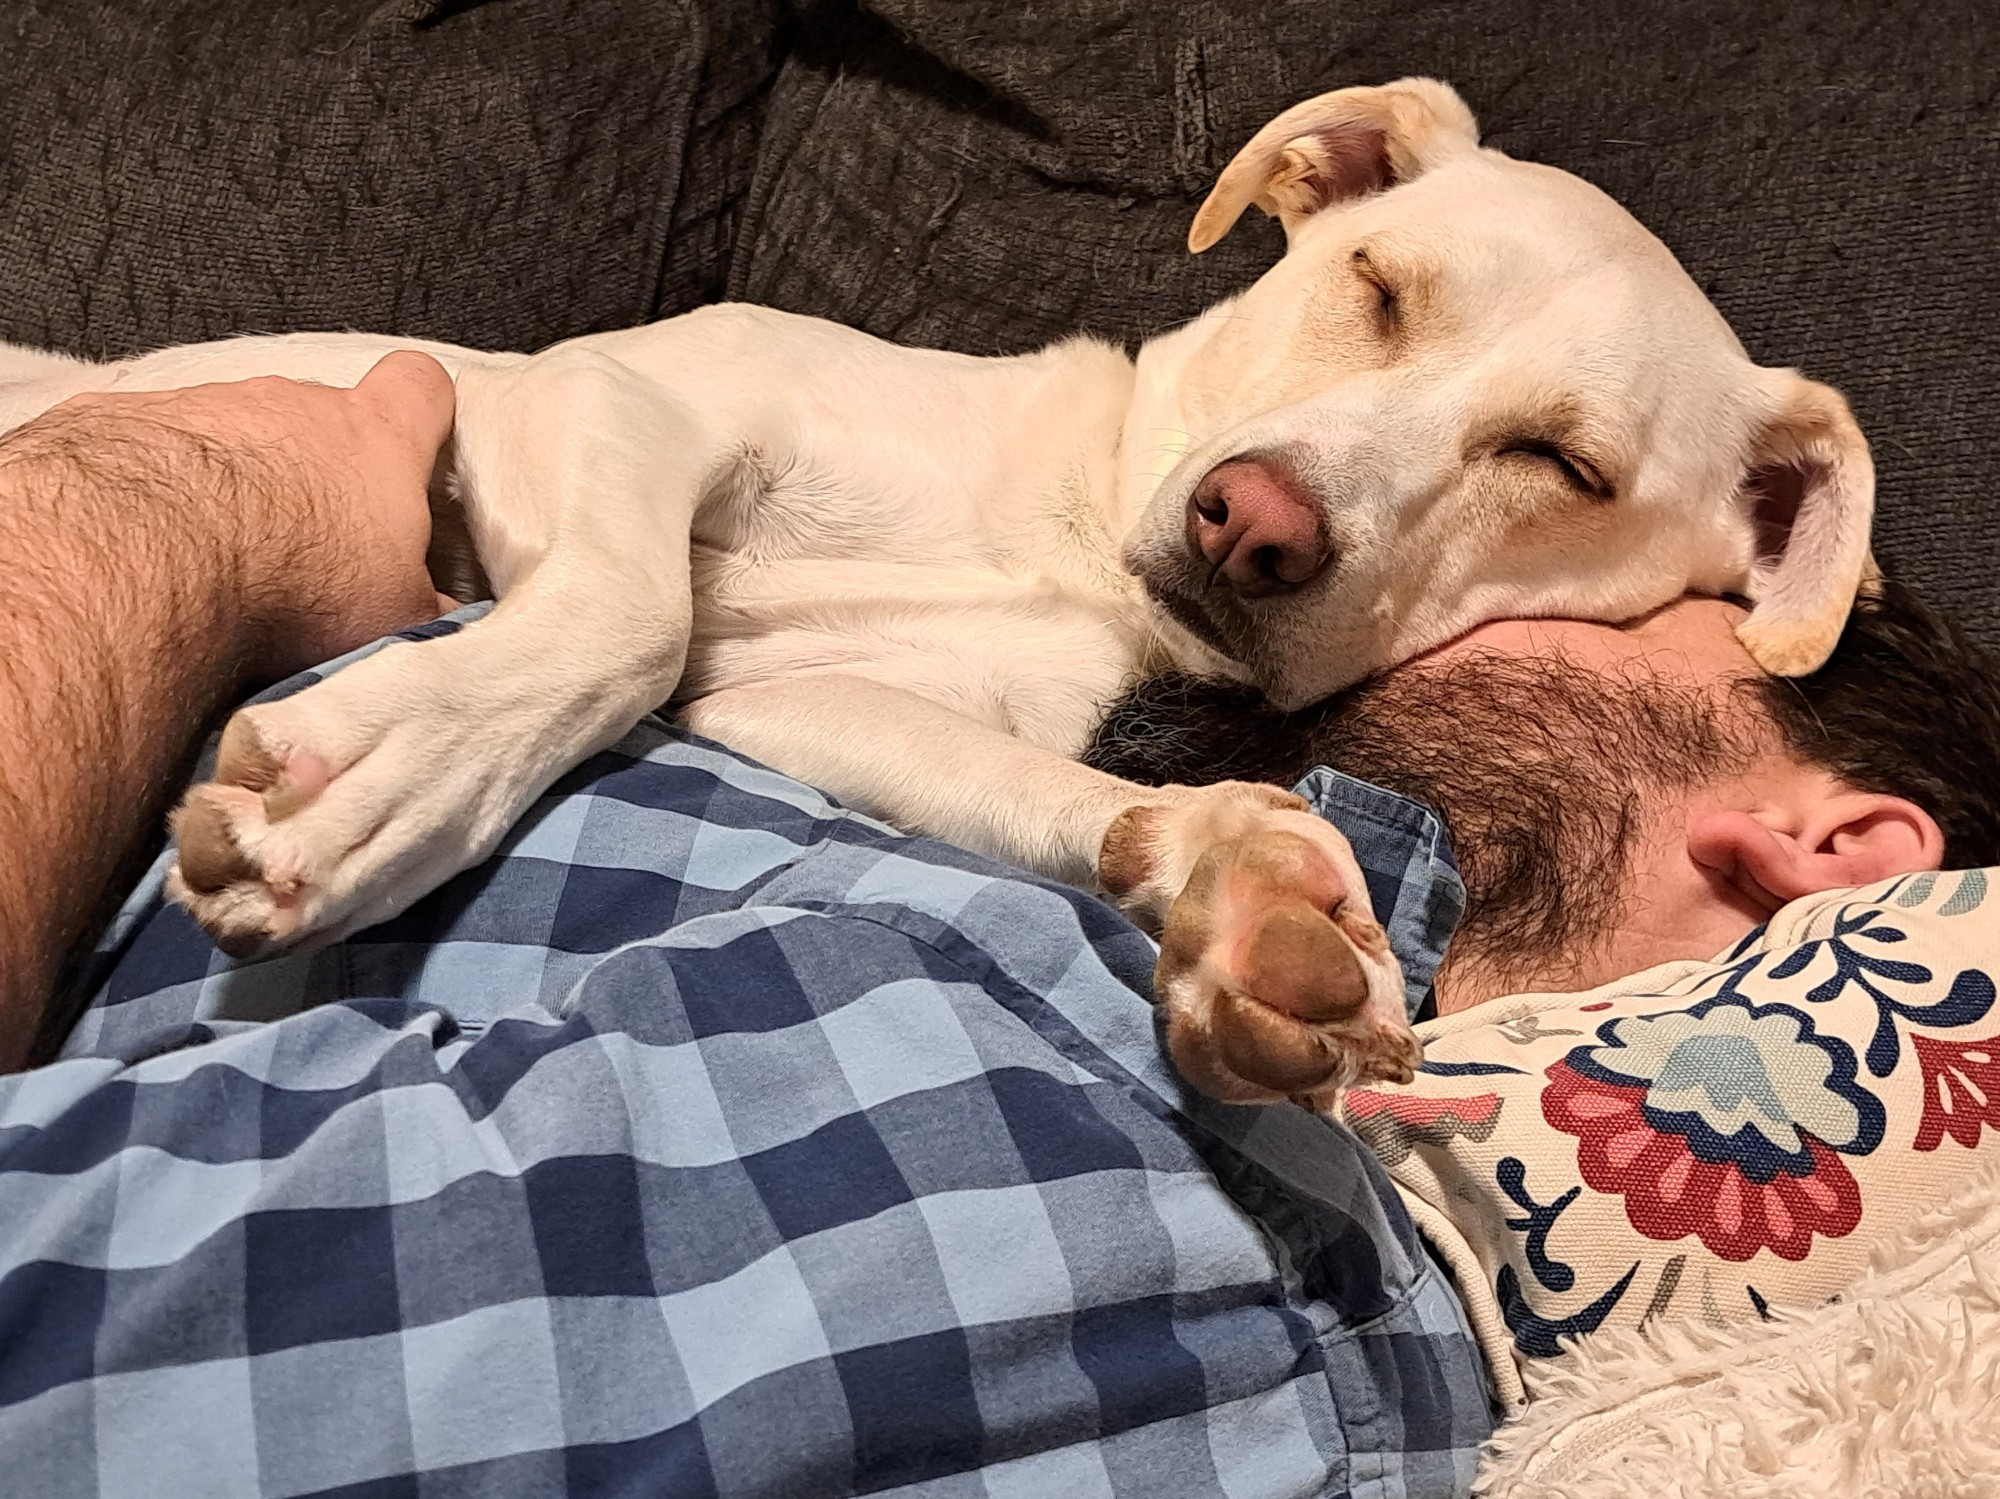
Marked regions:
[1188,77,1480,253]
[1734,374,1878,678]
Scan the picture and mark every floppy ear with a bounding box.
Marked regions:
[1188,78,1480,253]
[1733,374,1876,677]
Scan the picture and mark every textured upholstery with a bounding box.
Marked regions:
[1,0,1992,639]
[0,0,768,353]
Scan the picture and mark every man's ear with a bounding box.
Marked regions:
[1689,793,1944,911]
[1732,373,1876,678]
[1188,78,1479,253]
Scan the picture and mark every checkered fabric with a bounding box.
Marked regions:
[1289,768,1465,1024]
[5,610,1494,1499]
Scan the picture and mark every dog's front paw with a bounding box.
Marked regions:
[168,710,342,958]
[1102,786,1421,1109]
[166,681,435,959]
[165,640,525,959]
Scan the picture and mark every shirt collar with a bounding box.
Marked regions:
[1290,768,1465,1023]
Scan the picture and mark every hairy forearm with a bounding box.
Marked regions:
[0,354,452,1069]
[0,410,270,1065]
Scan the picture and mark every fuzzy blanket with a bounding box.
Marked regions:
[1476,1155,2000,1496]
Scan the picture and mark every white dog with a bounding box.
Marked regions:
[0,80,1873,1105]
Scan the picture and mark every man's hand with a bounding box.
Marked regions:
[0,352,456,1066]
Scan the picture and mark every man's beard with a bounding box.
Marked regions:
[1084,654,1754,1000]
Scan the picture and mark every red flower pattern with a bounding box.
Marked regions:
[1542,1060,1861,1262]
[1912,1031,2000,1152]
[1344,1089,1501,1166]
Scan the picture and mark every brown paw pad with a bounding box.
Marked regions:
[169,788,261,896]
[216,714,331,820]
[1235,900,1370,1023]
[1155,827,1417,1103]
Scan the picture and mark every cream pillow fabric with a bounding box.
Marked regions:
[1345,868,2000,1405]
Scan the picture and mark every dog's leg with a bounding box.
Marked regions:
[684,675,1421,1105]
[168,348,711,956]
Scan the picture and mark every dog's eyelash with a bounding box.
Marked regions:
[1364,276,1399,334]
[1351,249,1400,336]
[1498,439,1612,500]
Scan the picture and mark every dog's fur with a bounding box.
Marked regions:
[0,80,1875,1102]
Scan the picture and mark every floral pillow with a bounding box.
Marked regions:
[1344,868,2000,1405]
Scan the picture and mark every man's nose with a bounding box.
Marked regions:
[1186,457,1332,598]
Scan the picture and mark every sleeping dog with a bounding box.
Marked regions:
[0,79,1874,1108]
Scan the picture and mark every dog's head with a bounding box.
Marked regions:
[1125,78,1872,708]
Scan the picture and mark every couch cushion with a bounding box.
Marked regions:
[0,0,762,356]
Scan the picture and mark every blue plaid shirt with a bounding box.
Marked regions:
[3,611,1492,1498]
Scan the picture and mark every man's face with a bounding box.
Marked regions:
[1088,596,1941,1011]
[1330,600,1777,1008]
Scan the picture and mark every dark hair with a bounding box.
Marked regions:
[1751,576,2000,869]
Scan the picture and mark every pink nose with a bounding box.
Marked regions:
[1187,458,1331,597]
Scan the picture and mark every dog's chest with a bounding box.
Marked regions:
[680,471,1159,755]
[585,307,1170,756]
[678,415,1156,755]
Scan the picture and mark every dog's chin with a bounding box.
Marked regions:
[1144,579,1333,701]
[1144,579,1395,708]
[1143,580,1243,663]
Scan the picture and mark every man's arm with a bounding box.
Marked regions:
[0,353,453,1067]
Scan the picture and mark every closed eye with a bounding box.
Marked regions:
[1497,439,1612,501]
[1352,249,1399,338]
[1366,276,1399,336]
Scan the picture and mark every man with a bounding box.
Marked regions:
[2,367,1995,1496]
[1088,585,2000,1017]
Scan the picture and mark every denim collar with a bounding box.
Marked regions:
[1290,768,1465,1023]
